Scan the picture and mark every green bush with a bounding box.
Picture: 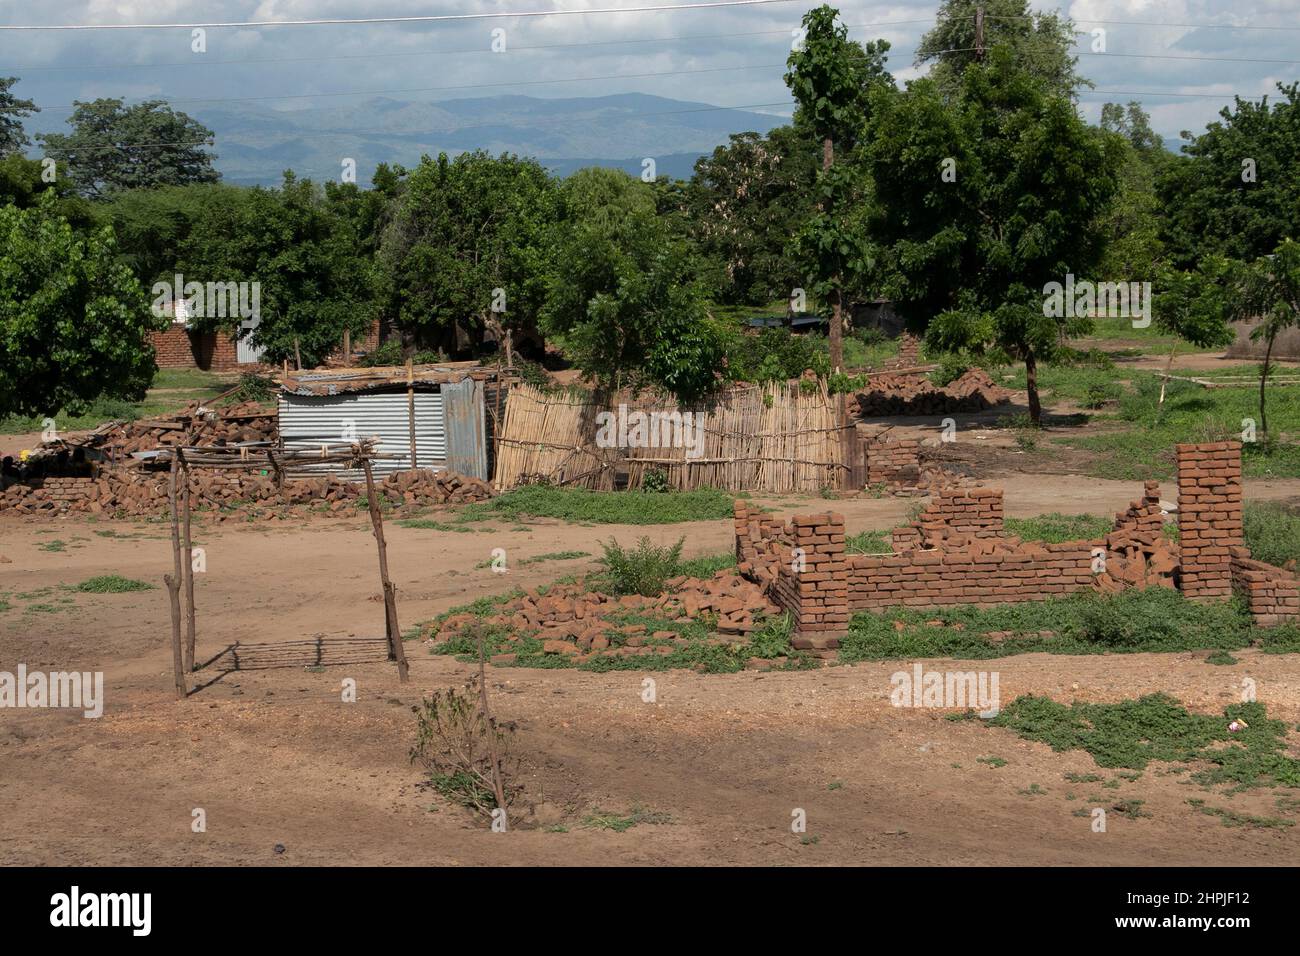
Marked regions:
[599,536,684,596]
[1243,501,1300,568]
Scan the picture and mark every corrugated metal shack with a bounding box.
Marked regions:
[277,363,502,480]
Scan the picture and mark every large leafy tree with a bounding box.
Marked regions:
[0,76,38,156]
[541,167,723,403]
[784,4,892,371]
[1151,258,1237,409]
[686,125,818,305]
[1159,84,1300,268]
[865,48,1123,422]
[379,151,558,358]
[38,99,218,198]
[915,0,1086,99]
[0,195,157,420]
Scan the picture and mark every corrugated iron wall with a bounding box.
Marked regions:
[441,378,489,480]
[278,390,447,478]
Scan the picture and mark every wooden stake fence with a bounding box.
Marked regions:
[160,439,409,698]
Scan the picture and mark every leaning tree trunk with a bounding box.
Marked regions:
[1259,330,1275,442]
[1024,351,1042,424]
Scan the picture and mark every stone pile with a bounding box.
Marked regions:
[854,368,1012,417]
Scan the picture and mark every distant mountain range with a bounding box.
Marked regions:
[162,93,787,186]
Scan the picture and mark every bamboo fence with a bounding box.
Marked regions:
[492,381,846,493]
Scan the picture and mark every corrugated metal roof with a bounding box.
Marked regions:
[278,391,446,478]
[278,362,497,396]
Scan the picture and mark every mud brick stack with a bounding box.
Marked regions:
[733,501,791,588]
[853,368,1012,417]
[1177,442,1243,602]
[866,436,922,485]
[885,332,921,369]
[773,513,848,656]
[904,487,1005,548]
[1095,480,1179,592]
[1231,551,1300,625]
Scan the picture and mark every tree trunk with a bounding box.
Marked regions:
[822,135,844,373]
[1259,330,1275,441]
[1157,341,1176,412]
[1025,351,1042,424]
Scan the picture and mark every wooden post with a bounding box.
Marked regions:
[363,457,409,682]
[342,328,351,367]
[406,359,417,471]
[180,454,197,671]
[293,337,303,372]
[166,458,186,699]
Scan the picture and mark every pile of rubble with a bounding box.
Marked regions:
[429,570,785,667]
[854,368,1012,417]
[79,401,277,458]
[1095,481,1180,592]
[0,467,493,520]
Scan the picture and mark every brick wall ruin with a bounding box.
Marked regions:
[738,442,1297,630]
[150,327,245,371]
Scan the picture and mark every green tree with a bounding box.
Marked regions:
[1151,258,1237,409]
[379,151,558,359]
[0,76,39,156]
[686,125,818,305]
[865,48,1123,422]
[784,4,892,371]
[915,0,1086,99]
[1159,84,1300,268]
[541,168,723,403]
[0,154,94,227]
[38,99,218,198]
[1097,102,1169,283]
[1231,239,1300,441]
[0,195,157,420]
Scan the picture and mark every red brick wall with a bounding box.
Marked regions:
[1177,441,1243,601]
[1231,551,1300,626]
[865,435,921,485]
[150,327,244,372]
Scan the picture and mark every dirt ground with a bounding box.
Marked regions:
[3,471,1299,866]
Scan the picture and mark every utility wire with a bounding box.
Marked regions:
[0,0,806,31]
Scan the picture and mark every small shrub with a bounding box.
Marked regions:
[409,675,519,818]
[600,536,684,596]
[76,575,154,593]
[641,467,671,494]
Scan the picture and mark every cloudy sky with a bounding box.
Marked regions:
[3,0,1297,166]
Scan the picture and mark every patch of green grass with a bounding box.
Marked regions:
[1018,783,1048,796]
[37,540,68,553]
[1003,513,1117,543]
[989,693,1300,790]
[977,755,1007,768]
[1187,799,1294,829]
[839,588,1262,662]
[1242,501,1300,568]
[1206,650,1239,665]
[397,519,492,533]
[474,550,591,570]
[582,806,672,832]
[0,597,10,613]
[1061,373,1300,480]
[454,484,740,526]
[75,575,154,593]
[677,551,738,579]
[846,529,893,554]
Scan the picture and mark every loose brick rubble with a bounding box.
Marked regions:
[427,572,784,668]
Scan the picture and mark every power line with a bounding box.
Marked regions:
[985,13,1300,33]
[0,1,804,32]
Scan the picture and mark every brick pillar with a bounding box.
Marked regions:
[776,513,849,655]
[1177,442,1243,602]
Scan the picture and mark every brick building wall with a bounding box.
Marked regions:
[150,327,243,372]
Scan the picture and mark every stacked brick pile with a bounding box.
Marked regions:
[1231,551,1300,626]
[865,436,922,485]
[734,501,791,588]
[0,467,493,519]
[890,487,1006,551]
[429,571,781,664]
[1177,441,1243,602]
[87,401,277,458]
[1095,481,1179,593]
[885,332,922,369]
[854,368,1012,417]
